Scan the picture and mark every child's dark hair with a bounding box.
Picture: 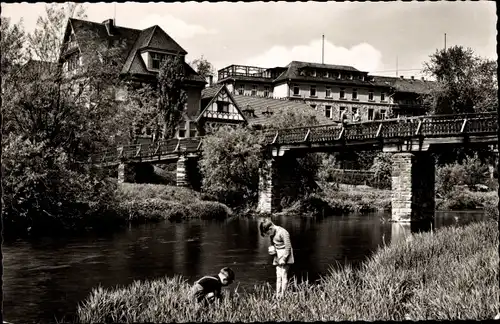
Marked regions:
[259,218,274,237]
[221,267,235,282]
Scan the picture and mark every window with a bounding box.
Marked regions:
[178,130,186,138]
[67,54,80,71]
[264,86,270,97]
[323,71,329,78]
[311,70,317,77]
[325,87,332,98]
[310,85,317,97]
[368,91,374,101]
[349,74,353,80]
[325,105,332,118]
[381,92,386,101]
[217,101,229,113]
[352,88,358,100]
[368,108,374,120]
[238,85,244,95]
[339,88,345,99]
[151,52,165,69]
[339,106,346,120]
[380,109,387,120]
[352,107,358,115]
[337,72,342,79]
[251,85,257,96]
[293,84,300,96]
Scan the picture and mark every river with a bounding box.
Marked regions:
[2,210,488,323]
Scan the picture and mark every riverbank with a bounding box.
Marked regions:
[77,219,499,322]
[115,183,232,223]
[281,182,497,217]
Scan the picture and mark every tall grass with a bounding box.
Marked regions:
[77,220,499,322]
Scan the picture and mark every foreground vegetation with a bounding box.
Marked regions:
[77,220,499,322]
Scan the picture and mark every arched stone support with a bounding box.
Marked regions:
[391,152,435,222]
[117,163,135,183]
[257,156,312,214]
[176,156,201,189]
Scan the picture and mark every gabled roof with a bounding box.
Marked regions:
[197,84,247,123]
[233,94,333,127]
[62,18,203,83]
[274,60,363,83]
[371,76,435,94]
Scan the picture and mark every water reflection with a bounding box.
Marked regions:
[3,211,487,324]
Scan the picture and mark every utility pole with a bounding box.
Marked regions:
[322,34,325,64]
[396,56,398,77]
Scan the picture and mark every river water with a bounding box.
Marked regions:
[2,210,488,323]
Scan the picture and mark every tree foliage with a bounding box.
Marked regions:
[1,4,128,235]
[1,17,27,79]
[190,55,215,79]
[423,45,498,114]
[27,3,87,62]
[199,126,264,208]
[157,55,188,139]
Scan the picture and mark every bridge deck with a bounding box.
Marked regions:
[90,112,498,164]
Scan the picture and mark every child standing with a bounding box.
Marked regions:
[191,267,235,305]
[259,218,294,298]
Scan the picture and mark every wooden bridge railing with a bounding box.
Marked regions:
[90,112,498,164]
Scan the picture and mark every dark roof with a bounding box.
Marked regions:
[201,85,334,127]
[274,61,362,83]
[201,84,224,99]
[66,18,202,83]
[233,93,333,127]
[371,76,435,94]
[14,60,59,80]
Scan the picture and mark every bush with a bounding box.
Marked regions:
[437,187,497,211]
[370,153,392,189]
[199,126,263,208]
[188,201,232,220]
[116,183,201,205]
[436,154,490,195]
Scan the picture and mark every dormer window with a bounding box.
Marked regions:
[150,52,167,70]
[311,70,317,77]
[323,71,329,78]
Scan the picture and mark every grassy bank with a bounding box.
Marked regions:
[77,220,499,322]
[287,182,497,217]
[115,183,232,223]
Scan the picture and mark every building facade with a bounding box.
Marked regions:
[58,18,207,141]
[217,61,434,122]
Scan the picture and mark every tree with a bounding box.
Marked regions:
[190,55,215,79]
[423,45,498,114]
[1,5,128,235]
[199,126,264,208]
[27,3,87,63]
[1,17,27,79]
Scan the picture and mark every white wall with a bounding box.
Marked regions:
[273,82,289,98]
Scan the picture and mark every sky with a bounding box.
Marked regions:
[2,1,497,79]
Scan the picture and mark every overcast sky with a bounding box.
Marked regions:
[2,2,497,78]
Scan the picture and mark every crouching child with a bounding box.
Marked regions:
[191,267,235,305]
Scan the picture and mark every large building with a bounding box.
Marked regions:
[217,61,435,122]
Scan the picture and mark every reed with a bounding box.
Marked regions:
[77,220,499,322]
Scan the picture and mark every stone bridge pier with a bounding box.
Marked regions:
[176,155,202,190]
[257,155,317,213]
[391,152,435,222]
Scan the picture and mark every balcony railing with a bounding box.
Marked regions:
[218,65,272,80]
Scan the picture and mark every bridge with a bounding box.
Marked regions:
[92,112,498,222]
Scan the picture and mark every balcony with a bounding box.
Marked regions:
[61,40,79,56]
[218,64,272,80]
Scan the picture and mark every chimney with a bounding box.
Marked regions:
[207,75,213,86]
[102,19,115,36]
[411,76,415,80]
[400,75,404,79]
[421,76,425,81]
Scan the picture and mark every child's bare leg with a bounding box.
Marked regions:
[276,266,282,297]
[280,266,289,296]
